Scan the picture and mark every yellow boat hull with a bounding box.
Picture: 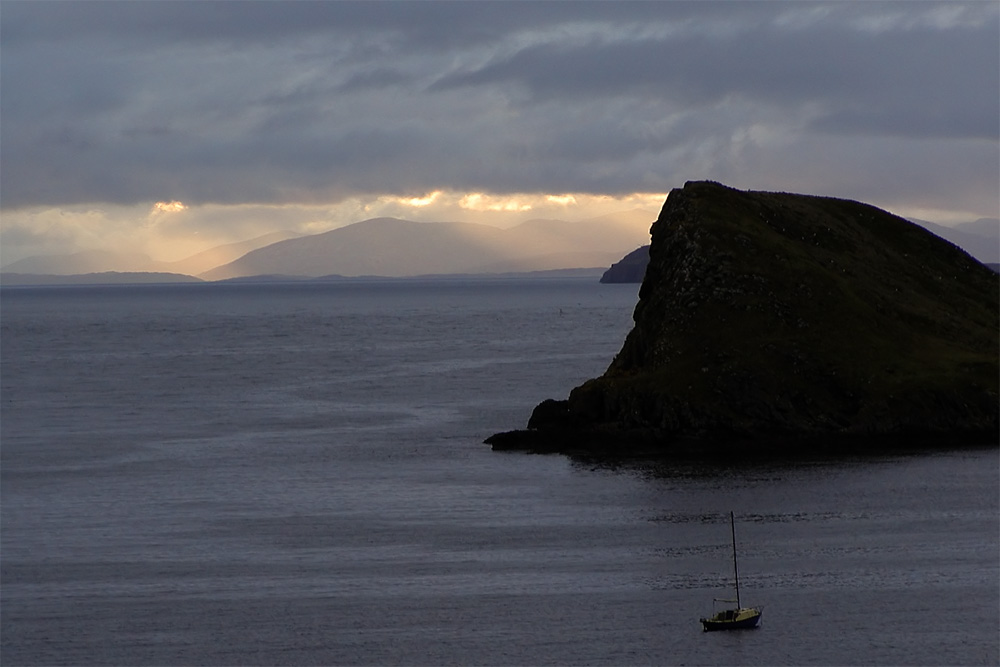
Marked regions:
[700,607,762,631]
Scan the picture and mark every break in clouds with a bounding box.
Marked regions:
[0,1,997,262]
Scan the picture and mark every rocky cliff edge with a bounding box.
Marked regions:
[486,181,999,457]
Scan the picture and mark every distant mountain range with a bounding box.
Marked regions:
[913,218,999,264]
[2,211,654,285]
[199,211,653,280]
[2,210,995,287]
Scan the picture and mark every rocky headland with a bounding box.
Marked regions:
[487,181,999,457]
[599,245,649,283]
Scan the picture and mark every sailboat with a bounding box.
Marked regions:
[699,511,762,631]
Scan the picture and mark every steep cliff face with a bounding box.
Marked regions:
[488,181,999,455]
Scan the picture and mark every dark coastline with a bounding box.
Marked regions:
[485,426,1000,461]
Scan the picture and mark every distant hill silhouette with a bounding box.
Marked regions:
[2,231,299,276]
[0,272,203,286]
[913,218,999,263]
[2,249,161,275]
[163,231,300,275]
[200,211,653,280]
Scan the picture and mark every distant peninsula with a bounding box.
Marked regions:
[487,181,999,457]
[0,272,203,287]
[599,245,649,283]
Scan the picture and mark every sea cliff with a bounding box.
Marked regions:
[487,181,999,456]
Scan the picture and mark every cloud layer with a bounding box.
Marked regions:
[1,1,997,262]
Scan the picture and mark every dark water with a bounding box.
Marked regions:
[2,279,997,666]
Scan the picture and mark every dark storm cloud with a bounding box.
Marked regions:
[436,16,998,140]
[1,1,996,214]
[0,1,722,49]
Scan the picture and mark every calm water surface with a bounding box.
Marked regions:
[2,279,997,666]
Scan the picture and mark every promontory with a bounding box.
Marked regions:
[486,181,999,456]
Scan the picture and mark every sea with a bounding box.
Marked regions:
[1,278,997,667]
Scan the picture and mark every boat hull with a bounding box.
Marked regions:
[700,607,762,631]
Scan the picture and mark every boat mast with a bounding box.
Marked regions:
[730,510,741,609]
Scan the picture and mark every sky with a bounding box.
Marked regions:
[1,1,997,266]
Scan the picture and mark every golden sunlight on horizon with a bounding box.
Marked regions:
[397,191,443,207]
[546,194,577,205]
[152,201,188,213]
[2,188,991,270]
[383,190,668,217]
[2,190,671,267]
[458,192,534,213]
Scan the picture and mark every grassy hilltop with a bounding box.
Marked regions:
[489,181,999,456]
